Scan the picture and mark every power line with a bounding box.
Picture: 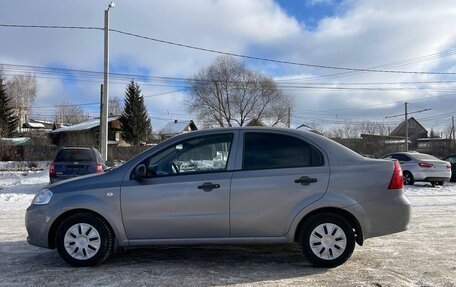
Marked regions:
[1,23,456,75]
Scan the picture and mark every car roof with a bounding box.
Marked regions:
[61,146,96,151]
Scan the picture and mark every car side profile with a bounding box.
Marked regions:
[26,128,410,267]
[382,152,451,186]
[49,147,107,183]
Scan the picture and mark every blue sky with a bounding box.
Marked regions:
[0,0,455,133]
[276,0,344,30]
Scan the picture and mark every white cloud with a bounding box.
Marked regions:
[0,0,456,131]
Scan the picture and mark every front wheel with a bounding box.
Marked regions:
[56,212,114,267]
[299,213,355,268]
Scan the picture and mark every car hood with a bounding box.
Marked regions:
[48,168,125,194]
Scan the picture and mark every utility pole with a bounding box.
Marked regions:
[101,2,115,161]
[405,102,408,151]
[385,102,431,152]
[452,116,455,141]
[287,106,291,128]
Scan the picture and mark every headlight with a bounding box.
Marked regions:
[32,189,53,205]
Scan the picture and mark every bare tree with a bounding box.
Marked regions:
[186,56,292,127]
[109,96,123,115]
[442,123,453,139]
[5,73,38,130]
[54,101,89,125]
[325,120,389,138]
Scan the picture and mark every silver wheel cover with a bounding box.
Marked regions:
[64,223,101,260]
[309,223,347,260]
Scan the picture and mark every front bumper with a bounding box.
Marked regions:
[25,204,52,248]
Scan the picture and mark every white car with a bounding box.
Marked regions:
[382,152,451,186]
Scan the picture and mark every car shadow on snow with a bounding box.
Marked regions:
[1,241,327,286]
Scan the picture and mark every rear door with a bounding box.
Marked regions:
[230,131,330,237]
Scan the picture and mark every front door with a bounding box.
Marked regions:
[121,132,236,240]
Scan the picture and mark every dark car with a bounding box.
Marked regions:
[443,155,456,181]
[49,147,107,183]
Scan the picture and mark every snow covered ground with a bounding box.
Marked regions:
[0,170,455,286]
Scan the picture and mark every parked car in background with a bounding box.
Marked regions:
[49,147,107,183]
[27,128,410,268]
[442,154,456,182]
[382,152,451,186]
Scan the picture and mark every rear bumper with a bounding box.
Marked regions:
[412,171,451,182]
[345,189,411,240]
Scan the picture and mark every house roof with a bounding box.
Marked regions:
[0,137,31,146]
[51,115,121,134]
[296,124,323,135]
[245,118,266,127]
[390,117,427,136]
[159,120,196,135]
[23,122,46,129]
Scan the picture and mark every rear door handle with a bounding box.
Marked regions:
[197,182,220,192]
[294,176,318,186]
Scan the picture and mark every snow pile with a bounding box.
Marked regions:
[0,161,50,171]
[404,182,456,196]
[0,170,49,202]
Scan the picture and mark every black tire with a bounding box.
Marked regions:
[403,171,415,185]
[299,213,356,268]
[436,181,445,186]
[56,212,114,267]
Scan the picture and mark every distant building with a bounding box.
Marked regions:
[416,137,452,156]
[245,118,266,127]
[389,117,428,149]
[50,115,128,147]
[22,119,54,133]
[296,124,323,135]
[159,120,198,140]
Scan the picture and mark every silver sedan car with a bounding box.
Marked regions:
[26,128,410,267]
[382,152,451,186]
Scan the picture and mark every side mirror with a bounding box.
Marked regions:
[134,164,147,181]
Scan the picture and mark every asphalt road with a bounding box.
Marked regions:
[0,191,455,287]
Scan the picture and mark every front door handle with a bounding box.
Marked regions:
[197,182,220,192]
[294,176,318,186]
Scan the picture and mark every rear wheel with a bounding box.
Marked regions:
[299,213,355,268]
[436,181,445,186]
[403,171,414,185]
[56,212,113,267]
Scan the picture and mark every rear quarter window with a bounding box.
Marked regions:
[243,132,324,170]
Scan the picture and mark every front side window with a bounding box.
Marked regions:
[243,132,323,170]
[144,133,233,177]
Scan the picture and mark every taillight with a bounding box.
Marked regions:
[49,162,56,175]
[388,160,403,189]
[419,162,433,168]
[447,164,452,169]
[96,163,103,173]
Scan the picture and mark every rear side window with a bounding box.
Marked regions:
[55,149,96,162]
[243,133,323,170]
[391,154,411,162]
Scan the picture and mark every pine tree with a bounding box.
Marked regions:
[120,81,152,145]
[0,75,19,137]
